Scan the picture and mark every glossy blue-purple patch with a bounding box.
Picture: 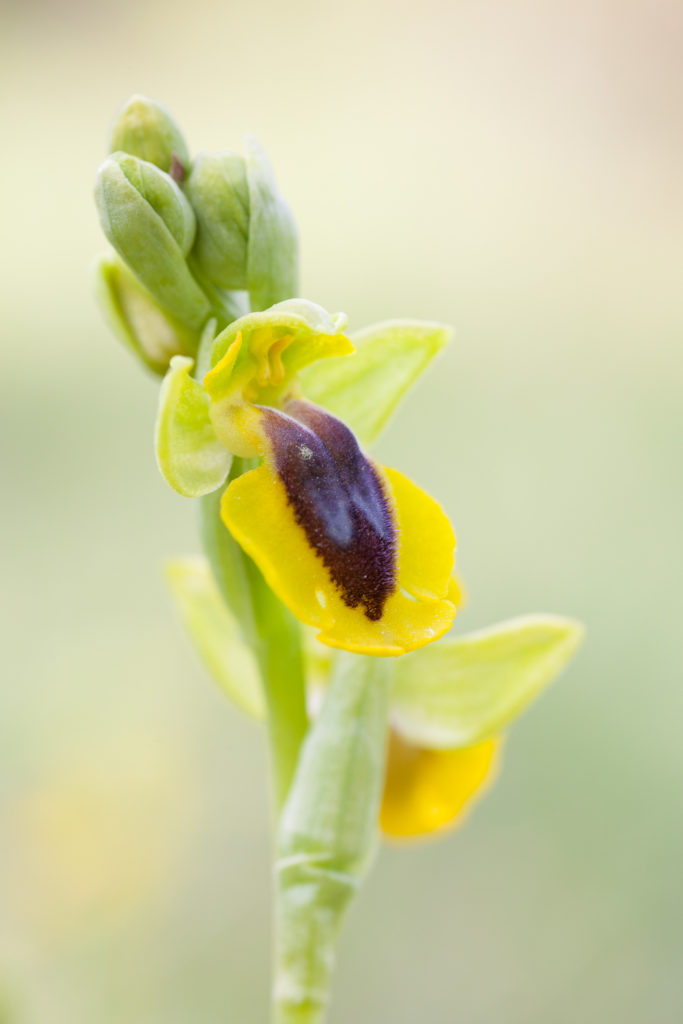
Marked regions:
[261,400,396,621]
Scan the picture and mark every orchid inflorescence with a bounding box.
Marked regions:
[94,95,583,1024]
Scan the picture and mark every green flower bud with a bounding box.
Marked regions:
[95,153,211,330]
[104,151,195,253]
[94,255,200,374]
[108,94,190,180]
[185,151,250,290]
[183,138,298,309]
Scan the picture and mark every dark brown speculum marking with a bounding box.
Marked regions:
[261,400,397,621]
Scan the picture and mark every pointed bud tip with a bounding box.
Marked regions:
[108,94,190,175]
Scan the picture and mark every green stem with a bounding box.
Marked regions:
[246,554,309,811]
[275,997,326,1024]
[199,477,308,811]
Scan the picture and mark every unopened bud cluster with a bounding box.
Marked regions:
[94,95,298,374]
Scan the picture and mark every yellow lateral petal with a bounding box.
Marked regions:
[380,735,500,840]
[203,332,243,401]
[221,462,457,656]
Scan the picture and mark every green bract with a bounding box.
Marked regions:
[279,654,390,866]
[155,355,232,497]
[185,151,250,290]
[166,557,264,718]
[108,94,190,177]
[300,320,451,444]
[94,255,199,374]
[391,615,584,749]
[276,655,390,1019]
[95,153,211,330]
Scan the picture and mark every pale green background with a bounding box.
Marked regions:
[1,0,682,1021]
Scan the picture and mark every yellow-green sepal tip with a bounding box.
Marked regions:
[391,614,584,749]
[300,320,452,445]
[93,254,199,375]
[165,557,264,719]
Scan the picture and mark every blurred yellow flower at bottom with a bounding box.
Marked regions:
[5,736,195,943]
[380,733,499,839]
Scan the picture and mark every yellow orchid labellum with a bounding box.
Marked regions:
[196,300,458,657]
[380,733,500,839]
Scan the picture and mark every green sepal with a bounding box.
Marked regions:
[165,557,264,719]
[108,94,190,177]
[245,136,298,311]
[155,355,232,497]
[95,153,211,330]
[391,615,584,749]
[94,254,199,375]
[185,151,250,289]
[300,320,451,445]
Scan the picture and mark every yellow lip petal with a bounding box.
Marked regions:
[448,573,466,609]
[220,459,457,656]
[384,466,456,601]
[380,734,500,840]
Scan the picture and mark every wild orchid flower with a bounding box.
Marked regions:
[157,301,458,656]
[94,94,583,1024]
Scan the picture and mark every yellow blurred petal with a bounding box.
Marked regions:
[221,462,457,656]
[380,735,500,840]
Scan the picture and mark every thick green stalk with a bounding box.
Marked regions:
[199,480,308,810]
[246,554,309,811]
[275,1005,324,1024]
[274,654,392,1023]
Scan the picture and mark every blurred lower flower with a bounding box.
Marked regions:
[3,736,195,941]
[380,731,499,839]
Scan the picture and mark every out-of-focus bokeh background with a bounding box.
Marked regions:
[2,0,682,1020]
